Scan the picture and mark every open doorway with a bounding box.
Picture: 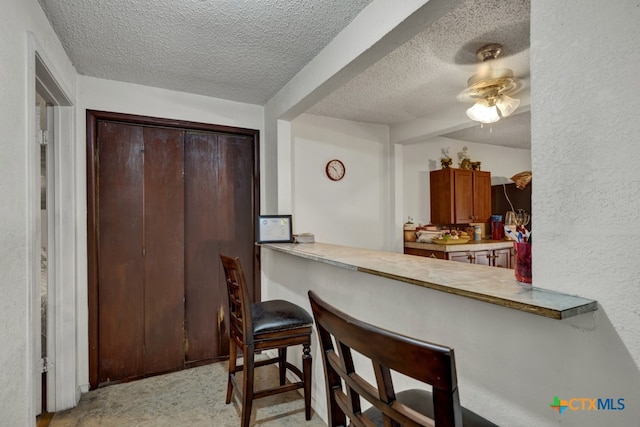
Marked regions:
[35,91,53,417]
[29,32,76,422]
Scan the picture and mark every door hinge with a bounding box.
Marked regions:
[40,357,54,373]
[39,130,49,146]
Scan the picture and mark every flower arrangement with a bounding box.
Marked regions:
[458,146,471,169]
[440,147,453,169]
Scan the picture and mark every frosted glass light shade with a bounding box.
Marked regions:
[496,94,520,117]
[466,100,500,124]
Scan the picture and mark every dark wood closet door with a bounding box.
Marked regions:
[142,127,185,375]
[216,134,256,296]
[96,122,185,384]
[97,122,145,383]
[88,110,260,389]
[184,132,255,363]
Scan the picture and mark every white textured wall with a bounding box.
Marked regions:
[403,136,531,225]
[291,114,390,250]
[532,0,640,366]
[0,0,77,424]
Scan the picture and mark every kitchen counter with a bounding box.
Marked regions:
[405,239,514,252]
[262,242,597,320]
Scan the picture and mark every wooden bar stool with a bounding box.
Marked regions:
[308,290,497,427]
[220,255,313,427]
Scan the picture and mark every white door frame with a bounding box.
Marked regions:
[27,32,78,414]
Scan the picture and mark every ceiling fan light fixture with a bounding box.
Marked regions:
[459,43,522,124]
[496,94,520,118]
[466,99,500,124]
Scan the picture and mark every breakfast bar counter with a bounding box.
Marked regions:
[262,242,597,320]
[259,242,615,426]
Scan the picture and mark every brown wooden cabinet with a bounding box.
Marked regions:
[430,168,491,225]
[404,247,447,259]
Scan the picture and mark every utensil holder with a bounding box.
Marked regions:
[514,242,532,284]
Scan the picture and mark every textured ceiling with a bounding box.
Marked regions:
[38,0,531,148]
[38,0,373,104]
[308,0,531,148]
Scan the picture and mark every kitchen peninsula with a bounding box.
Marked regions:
[263,242,596,319]
[260,242,599,426]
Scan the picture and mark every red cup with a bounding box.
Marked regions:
[491,220,503,240]
[514,242,532,284]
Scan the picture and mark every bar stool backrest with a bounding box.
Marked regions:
[308,290,463,427]
[220,255,253,346]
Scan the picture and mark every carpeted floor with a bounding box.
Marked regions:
[49,360,326,426]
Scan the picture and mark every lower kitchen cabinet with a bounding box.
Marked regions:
[404,246,514,269]
[448,251,476,263]
[404,247,447,259]
[463,248,513,268]
[494,248,513,268]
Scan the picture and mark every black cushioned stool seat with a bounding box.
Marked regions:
[220,255,313,427]
[251,300,313,334]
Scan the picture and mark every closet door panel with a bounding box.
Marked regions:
[143,127,186,374]
[97,122,145,384]
[184,132,221,363]
[88,110,259,388]
[217,135,255,301]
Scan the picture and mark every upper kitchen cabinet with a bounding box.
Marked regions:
[430,168,491,225]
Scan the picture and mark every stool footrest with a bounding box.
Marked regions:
[233,356,279,373]
[253,381,304,399]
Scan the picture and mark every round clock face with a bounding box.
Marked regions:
[326,159,345,181]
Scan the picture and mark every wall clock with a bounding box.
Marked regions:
[325,159,346,181]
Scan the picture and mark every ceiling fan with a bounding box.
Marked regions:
[458,43,523,124]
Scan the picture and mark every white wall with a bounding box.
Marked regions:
[291,114,390,250]
[75,76,264,391]
[0,0,77,424]
[532,0,640,374]
[403,136,531,225]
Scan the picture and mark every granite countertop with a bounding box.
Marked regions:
[405,239,514,252]
[261,242,597,320]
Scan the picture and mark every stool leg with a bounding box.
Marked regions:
[226,338,237,404]
[241,345,255,427]
[303,343,312,420]
[278,347,287,385]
